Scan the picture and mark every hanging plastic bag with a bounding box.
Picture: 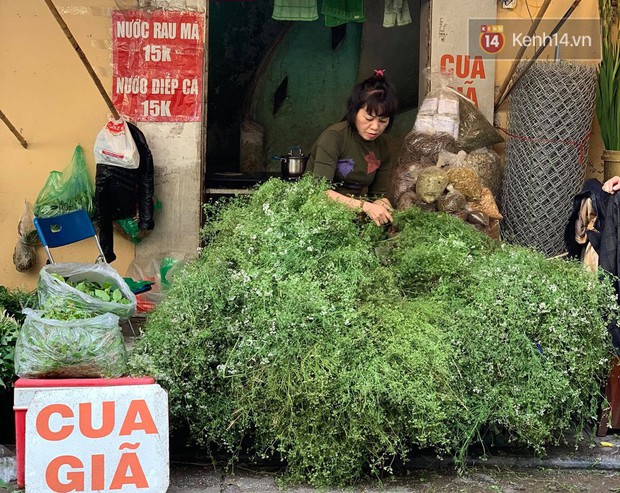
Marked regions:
[94,117,140,169]
[38,262,137,318]
[15,308,126,378]
[34,146,95,218]
[13,201,39,272]
[414,70,460,140]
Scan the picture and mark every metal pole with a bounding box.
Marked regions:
[494,0,553,110]
[43,0,120,119]
[495,0,584,110]
[0,109,28,148]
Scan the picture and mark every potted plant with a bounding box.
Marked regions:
[597,0,620,181]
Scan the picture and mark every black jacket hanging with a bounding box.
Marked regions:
[94,122,154,263]
[565,178,620,353]
[598,191,620,353]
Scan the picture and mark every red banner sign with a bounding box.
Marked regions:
[112,10,204,122]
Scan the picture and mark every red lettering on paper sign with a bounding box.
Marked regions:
[439,54,488,108]
[112,10,204,122]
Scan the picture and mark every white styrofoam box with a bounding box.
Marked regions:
[24,384,168,493]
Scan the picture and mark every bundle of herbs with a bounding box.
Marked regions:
[129,177,617,487]
[0,287,36,390]
[0,310,21,390]
[0,286,36,323]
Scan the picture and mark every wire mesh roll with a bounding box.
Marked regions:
[500,62,597,256]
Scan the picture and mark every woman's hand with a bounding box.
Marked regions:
[603,176,620,194]
[362,199,393,226]
[325,190,393,226]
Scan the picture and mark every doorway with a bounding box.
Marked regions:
[205,0,421,190]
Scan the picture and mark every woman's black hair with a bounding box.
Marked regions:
[345,70,398,131]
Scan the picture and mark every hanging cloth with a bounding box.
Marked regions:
[383,0,412,28]
[95,122,154,263]
[272,0,319,21]
[321,0,365,27]
[574,196,599,273]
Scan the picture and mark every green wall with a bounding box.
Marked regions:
[251,21,363,170]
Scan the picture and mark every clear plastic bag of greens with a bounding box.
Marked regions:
[38,263,137,318]
[34,145,95,218]
[15,308,126,378]
[456,96,503,152]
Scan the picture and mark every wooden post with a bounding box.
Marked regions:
[0,109,28,148]
[43,0,120,120]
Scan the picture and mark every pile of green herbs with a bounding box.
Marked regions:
[39,298,93,320]
[597,0,620,150]
[130,177,617,487]
[0,311,21,390]
[0,287,36,390]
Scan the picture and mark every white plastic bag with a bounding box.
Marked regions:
[414,71,460,140]
[94,117,140,169]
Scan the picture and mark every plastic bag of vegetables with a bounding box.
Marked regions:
[33,145,95,218]
[15,308,127,378]
[38,263,137,318]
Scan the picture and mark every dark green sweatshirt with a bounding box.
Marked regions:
[306,121,392,198]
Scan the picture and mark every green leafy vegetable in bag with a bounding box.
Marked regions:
[0,311,20,390]
[34,145,95,218]
[15,309,126,378]
[39,263,137,318]
[47,273,130,306]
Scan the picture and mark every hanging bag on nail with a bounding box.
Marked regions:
[94,117,140,169]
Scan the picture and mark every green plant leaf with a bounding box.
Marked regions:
[94,290,110,302]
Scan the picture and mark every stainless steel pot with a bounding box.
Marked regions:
[277,146,308,178]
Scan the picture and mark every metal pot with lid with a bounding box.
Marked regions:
[275,146,308,178]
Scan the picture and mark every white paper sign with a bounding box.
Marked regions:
[25,385,169,493]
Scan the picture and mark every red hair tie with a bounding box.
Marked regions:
[374,69,385,78]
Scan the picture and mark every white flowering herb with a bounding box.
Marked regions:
[129,177,618,487]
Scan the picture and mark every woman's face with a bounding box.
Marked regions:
[355,105,390,141]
